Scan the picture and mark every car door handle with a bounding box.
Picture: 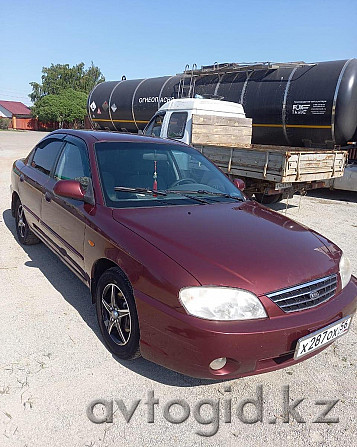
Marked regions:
[20,174,24,182]
[45,192,52,202]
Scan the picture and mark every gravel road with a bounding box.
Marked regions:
[0,131,356,447]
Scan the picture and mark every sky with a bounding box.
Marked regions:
[0,0,356,105]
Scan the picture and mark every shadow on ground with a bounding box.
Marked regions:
[3,208,218,387]
[263,188,356,211]
[266,201,297,212]
[307,188,357,203]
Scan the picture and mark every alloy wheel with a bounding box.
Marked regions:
[17,204,26,238]
[101,283,131,346]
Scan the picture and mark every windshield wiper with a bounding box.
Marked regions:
[165,190,210,204]
[167,189,245,201]
[114,186,167,196]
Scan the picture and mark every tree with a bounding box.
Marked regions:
[29,62,105,103]
[31,89,88,128]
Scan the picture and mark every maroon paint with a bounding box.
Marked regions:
[53,179,85,201]
[11,129,357,379]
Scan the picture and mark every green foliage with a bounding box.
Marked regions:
[32,89,88,127]
[29,62,105,103]
[0,117,10,129]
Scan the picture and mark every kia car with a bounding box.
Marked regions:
[10,130,357,379]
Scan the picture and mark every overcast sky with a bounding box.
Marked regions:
[0,0,356,105]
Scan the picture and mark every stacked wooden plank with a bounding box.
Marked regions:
[191,114,252,147]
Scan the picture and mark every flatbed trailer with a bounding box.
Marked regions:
[198,144,347,201]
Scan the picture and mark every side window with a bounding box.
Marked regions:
[167,112,187,139]
[54,140,90,183]
[144,113,165,137]
[31,139,64,176]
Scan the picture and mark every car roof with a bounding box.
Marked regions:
[51,129,188,147]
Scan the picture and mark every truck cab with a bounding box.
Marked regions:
[143,98,246,144]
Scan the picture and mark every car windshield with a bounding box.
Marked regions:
[95,141,244,208]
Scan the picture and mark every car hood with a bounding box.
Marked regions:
[112,201,341,296]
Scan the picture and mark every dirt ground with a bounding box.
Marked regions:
[0,130,356,447]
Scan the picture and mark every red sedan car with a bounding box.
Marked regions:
[11,130,356,379]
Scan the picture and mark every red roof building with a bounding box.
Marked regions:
[0,100,32,117]
[0,100,37,130]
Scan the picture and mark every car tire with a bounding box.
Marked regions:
[254,193,283,204]
[95,267,141,360]
[15,199,40,245]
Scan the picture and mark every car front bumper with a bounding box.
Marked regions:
[135,276,357,379]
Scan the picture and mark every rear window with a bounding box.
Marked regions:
[31,138,64,176]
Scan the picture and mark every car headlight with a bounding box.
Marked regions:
[339,253,352,289]
[179,287,267,321]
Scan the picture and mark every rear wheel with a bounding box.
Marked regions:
[254,193,282,204]
[95,267,141,360]
[15,199,40,245]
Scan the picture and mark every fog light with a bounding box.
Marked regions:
[209,357,227,370]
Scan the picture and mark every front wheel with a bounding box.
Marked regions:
[95,267,141,360]
[15,200,40,245]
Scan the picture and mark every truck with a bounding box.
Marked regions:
[141,98,348,203]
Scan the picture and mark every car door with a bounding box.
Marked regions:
[19,135,66,231]
[41,135,92,282]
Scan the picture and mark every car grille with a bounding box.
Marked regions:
[266,274,337,313]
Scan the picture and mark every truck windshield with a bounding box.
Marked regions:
[143,113,165,137]
[95,141,244,208]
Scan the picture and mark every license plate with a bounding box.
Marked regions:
[294,316,352,359]
[275,182,292,190]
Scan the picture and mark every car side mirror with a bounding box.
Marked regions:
[234,178,245,191]
[53,180,85,201]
